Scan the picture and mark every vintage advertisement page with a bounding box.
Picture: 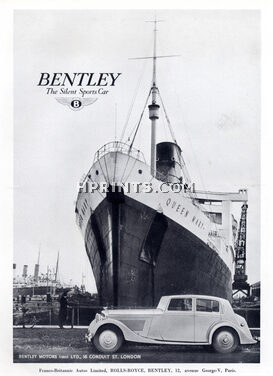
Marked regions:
[0,1,272,375]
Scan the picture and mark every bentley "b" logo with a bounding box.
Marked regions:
[56,97,97,111]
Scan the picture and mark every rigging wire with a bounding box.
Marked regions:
[114,103,117,141]
[157,88,192,185]
[123,156,139,182]
[161,107,169,141]
[157,89,177,144]
[129,87,152,150]
[120,59,148,142]
[127,78,154,142]
[120,154,132,183]
[127,121,138,142]
[102,153,110,182]
[119,83,150,183]
[113,145,119,183]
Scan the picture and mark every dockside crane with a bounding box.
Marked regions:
[232,203,250,297]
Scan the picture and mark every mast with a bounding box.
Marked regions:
[55,251,59,282]
[46,265,49,293]
[128,16,179,174]
[148,17,160,177]
[34,245,40,283]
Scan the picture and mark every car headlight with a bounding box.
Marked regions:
[95,313,100,322]
[240,322,245,327]
[95,313,106,322]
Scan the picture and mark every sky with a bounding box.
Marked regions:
[14,9,260,292]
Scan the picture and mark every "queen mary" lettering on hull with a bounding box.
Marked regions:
[165,198,205,230]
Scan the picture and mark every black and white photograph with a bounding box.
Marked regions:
[1,5,265,372]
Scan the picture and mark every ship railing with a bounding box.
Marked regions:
[93,141,146,164]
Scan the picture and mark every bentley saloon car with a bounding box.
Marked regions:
[86,295,256,354]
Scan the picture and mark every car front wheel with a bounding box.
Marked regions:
[92,325,123,354]
[212,328,239,354]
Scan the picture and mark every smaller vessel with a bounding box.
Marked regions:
[13,252,64,300]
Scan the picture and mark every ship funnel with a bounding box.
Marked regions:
[22,264,28,278]
[34,264,39,282]
[156,142,182,183]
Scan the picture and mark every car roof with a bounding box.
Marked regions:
[161,295,228,302]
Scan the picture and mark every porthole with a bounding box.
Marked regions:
[95,170,99,175]
[138,169,142,174]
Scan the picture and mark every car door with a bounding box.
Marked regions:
[194,298,221,342]
[159,298,194,342]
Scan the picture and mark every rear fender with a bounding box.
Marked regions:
[209,320,256,345]
[208,322,240,344]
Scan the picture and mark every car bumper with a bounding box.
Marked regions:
[240,336,257,345]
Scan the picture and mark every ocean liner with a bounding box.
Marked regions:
[75,20,247,308]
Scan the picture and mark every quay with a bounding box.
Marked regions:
[13,328,260,363]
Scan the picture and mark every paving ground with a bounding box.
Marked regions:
[13,328,260,363]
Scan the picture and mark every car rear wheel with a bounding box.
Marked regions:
[93,326,123,354]
[212,328,238,354]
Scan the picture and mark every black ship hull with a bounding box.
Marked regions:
[84,192,232,308]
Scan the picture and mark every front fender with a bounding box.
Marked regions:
[87,318,152,344]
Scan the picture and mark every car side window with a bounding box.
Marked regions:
[196,298,219,312]
[168,298,192,311]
